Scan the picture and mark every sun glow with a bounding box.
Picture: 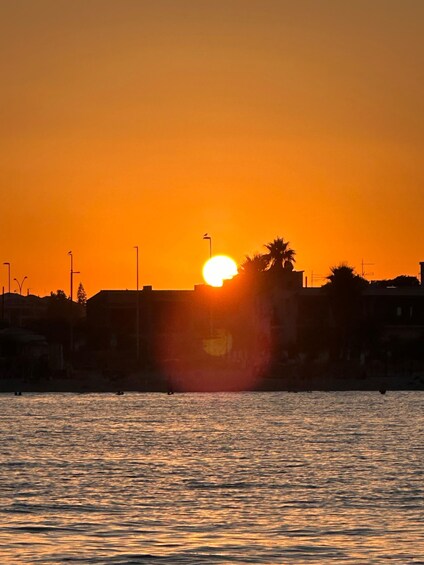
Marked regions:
[202,255,238,287]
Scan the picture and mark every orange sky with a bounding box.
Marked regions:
[1,0,423,297]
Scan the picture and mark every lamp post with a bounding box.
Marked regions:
[69,251,73,301]
[134,246,139,291]
[68,251,80,301]
[202,235,215,337]
[203,233,212,258]
[3,262,10,293]
[67,251,80,363]
[14,276,27,295]
[134,246,140,364]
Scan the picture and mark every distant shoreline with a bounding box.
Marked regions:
[1,370,423,393]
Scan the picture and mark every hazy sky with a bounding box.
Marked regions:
[1,0,423,296]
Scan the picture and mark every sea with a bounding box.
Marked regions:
[0,391,423,564]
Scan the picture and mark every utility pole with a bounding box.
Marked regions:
[134,246,140,364]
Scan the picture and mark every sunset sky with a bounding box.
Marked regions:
[1,0,423,297]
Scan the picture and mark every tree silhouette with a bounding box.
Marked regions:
[234,237,297,291]
[325,264,368,359]
[238,253,268,276]
[372,275,420,288]
[48,290,69,317]
[77,283,87,306]
[264,237,295,271]
[326,264,368,292]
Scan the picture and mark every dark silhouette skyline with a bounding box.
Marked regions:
[1,235,423,392]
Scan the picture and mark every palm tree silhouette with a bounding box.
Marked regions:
[326,264,367,293]
[264,237,296,271]
[239,253,269,276]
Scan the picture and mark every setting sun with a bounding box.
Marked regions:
[202,255,238,287]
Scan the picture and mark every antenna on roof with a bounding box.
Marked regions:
[361,259,374,278]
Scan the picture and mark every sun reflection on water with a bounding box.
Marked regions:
[0,392,423,563]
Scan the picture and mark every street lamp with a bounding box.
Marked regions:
[14,276,27,295]
[68,251,80,364]
[203,233,212,258]
[134,246,139,291]
[134,246,140,363]
[68,251,80,302]
[3,262,10,294]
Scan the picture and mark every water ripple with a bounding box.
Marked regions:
[0,391,423,563]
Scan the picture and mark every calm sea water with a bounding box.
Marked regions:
[0,391,423,564]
